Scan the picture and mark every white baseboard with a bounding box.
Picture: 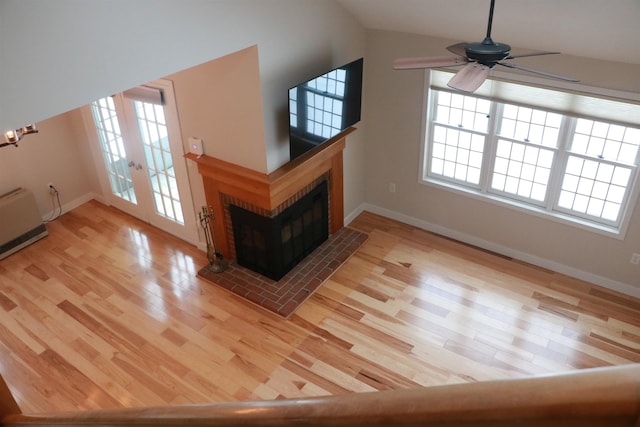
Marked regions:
[347,202,640,299]
[42,192,101,222]
[344,203,367,226]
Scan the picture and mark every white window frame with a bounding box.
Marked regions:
[420,70,640,239]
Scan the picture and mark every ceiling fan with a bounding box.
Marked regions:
[393,0,578,92]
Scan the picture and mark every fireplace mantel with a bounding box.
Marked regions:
[186,128,353,259]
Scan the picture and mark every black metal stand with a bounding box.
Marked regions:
[198,205,228,273]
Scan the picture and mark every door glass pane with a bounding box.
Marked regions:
[133,100,184,224]
[91,98,137,204]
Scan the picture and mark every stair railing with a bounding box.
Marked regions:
[1,364,639,426]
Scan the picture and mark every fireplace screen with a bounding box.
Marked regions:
[230,181,328,280]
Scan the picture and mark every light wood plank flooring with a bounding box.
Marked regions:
[0,201,638,414]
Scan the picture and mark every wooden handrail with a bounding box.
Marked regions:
[2,364,639,426]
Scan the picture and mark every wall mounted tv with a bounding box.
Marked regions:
[289,58,363,161]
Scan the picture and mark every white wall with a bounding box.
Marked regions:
[1,1,255,132]
[0,110,98,217]
[0,0,366,170]
[0,0,367,245]
[362,30,640,293]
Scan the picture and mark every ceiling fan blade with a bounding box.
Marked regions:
[447,63,491,92]
[506,51,560,59]
[497,62,579,82]
[446,42,468,57]
[393,55,466,70]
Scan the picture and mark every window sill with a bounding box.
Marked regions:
[419,177,626,240]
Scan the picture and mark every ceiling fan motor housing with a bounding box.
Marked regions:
[392,0,578,91]
[465,38,511,64]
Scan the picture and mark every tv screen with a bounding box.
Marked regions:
[288,58,363,161]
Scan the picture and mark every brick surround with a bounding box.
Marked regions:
[198,226,367,318]
[185,129,352,261]
[220,172,331,261]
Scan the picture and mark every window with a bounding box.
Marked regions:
[423,71,640,235]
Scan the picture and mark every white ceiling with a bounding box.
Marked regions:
[336,0,640,65]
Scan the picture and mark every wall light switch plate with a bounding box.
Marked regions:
[188,137,204,156]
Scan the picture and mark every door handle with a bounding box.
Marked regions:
[127,160,143,170]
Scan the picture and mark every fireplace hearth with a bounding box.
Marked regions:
[230,181,328,280]
[187,129,360,316]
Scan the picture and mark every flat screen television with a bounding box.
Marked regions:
[288,58,363,161]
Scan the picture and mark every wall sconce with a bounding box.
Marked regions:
[1,123,38,148]
[5,130,20,143]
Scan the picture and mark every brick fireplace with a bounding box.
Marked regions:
[185,129,353,269]
[185,129,371,317]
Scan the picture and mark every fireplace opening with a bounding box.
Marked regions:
[229,181,329,280]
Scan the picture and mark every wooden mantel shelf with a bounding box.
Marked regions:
[185,128,353,259]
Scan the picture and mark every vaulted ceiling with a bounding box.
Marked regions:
[336,0,640,65]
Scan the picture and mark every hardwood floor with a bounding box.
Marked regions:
[0,201,638,414]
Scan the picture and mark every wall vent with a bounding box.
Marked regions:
[0,188,48,260]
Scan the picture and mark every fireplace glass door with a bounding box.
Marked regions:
[230,181,329,280]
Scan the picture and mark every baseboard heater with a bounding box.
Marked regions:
[0,188,48,260]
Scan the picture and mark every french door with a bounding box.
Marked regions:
[87,79,198,244]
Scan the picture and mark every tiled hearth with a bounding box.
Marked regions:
[198,226,367,318]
